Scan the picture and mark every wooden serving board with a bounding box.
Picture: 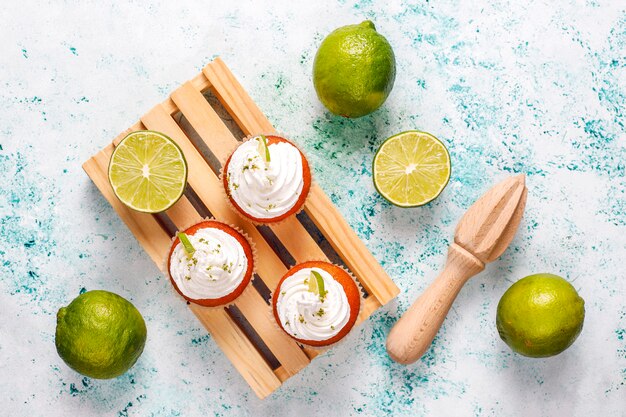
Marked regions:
[83,58,399,399]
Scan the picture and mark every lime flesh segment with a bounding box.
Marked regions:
[373,131,451,207]
[257,135,271,163]
[108,131,187,213]
[308,270,326,298]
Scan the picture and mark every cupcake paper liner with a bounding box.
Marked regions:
[267,259,364,351]
[219,132,313,227]
[162,217,258,310]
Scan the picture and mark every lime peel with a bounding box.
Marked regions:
[55,290,147,379]
[496,273,585,358]
[313,21,396,118]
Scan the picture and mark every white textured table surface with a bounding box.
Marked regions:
[1,1,625,416]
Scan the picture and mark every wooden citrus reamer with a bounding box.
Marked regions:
[386,174,528,364]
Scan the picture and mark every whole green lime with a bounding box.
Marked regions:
[55,290,147,379]
[313,20,396,118]
[496,274,585,358]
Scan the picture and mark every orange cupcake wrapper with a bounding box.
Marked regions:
[162,217,258,310]
[219,133,313,227]
[268,260,364,351]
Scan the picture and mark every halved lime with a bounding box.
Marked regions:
[108,131,187,213]
[373,131,451,207]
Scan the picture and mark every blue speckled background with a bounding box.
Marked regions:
[1,1,625,415]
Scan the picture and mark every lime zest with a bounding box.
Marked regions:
[177,232,195,257]
[257,135,271,163]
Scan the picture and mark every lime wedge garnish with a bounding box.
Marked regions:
[373,131,451,207]
[257,135,271,163]
[177,232,195,257]
[308,270,326,299]
[108,131,187,213]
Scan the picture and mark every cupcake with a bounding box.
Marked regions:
[272,261,361,347]
[223,134,312,224]
[167,220,254,307]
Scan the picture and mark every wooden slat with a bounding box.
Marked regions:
[236,289,309,376]
[360,296,382,322]
[189,303,281,399]
[168,84,329,265]
[171,82,237,162]
[270,220,328,263]
[274,366,289,382]
[203,59,399,305]
[140,105,312,374]
[162,71,211,116]
[304,187,400,304]
[203,58,274,135]
[165,194,202,225]
[83,144,171,265]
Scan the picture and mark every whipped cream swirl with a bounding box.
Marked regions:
[226,136,304,219]
[169,227,248,300]
[276,267,351,341]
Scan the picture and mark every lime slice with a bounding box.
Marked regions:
[108,131,187,213]
[308,270,326,299]
[177,232,195,257]
[373,131,451,207]
[257,135,270,163]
